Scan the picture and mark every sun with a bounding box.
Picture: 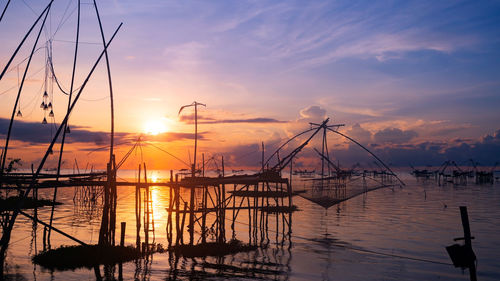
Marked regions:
[144,119,168,135]
[151,173,159,183]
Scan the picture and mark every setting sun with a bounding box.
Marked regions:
[144,119,168,135]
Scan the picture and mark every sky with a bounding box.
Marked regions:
[1,0,500,171]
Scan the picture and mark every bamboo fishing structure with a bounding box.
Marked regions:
[0,1,406,276]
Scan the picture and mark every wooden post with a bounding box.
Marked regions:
[188,186,195,245]
[110,155,117,246]
[135,164,141,249]
[175,175,180,246]
[180,202,188,245]
[247,184,251,244]
[261,142,265,172]
[120,222,126,247]
[460,206,477,281]
[232,183,236,237]
[143,163,149,252]
[201,186,207,244]
[167,183,173,248]
[253,183,258,241]
[215,186,219,241]
[220,156,226,243]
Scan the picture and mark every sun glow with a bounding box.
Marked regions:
[144,119,168,135]
[151,173,158,183]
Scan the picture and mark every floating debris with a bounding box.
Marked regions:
[229,190,302,198]
[261,205,298,214]
[170,239,258,258]
[32,245,142,270]
[0,196,61,211]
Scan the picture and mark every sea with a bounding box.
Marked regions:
[2,171,499,281]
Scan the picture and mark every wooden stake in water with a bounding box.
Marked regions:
[120,222,126,247]
[460,206,477,281]
[135,164,141,249]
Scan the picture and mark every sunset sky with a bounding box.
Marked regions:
[1,0,500,170]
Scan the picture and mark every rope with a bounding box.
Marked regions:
[86,141,132,155]
[144,141,191,168]
[116,141,138,169]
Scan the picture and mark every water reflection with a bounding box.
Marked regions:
[164,245,292,280]
[2,173,500,280]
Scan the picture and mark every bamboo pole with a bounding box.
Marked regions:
[201,154,207,244]
[1,2,52,173]
[180,202,187,245]
[220,156,226,243]
[175,175,180,246]
[167,175,173,248]
[135,164,141,249]
[143,163,149,251]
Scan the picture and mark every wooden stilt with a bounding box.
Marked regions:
[175,175,180,246]
[143,163,149,252]
[135,164,141,249]
[180,202,187,245]
[120,222,126,247]
[460,206,477,281]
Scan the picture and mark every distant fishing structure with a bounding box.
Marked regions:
[410,159,498,185]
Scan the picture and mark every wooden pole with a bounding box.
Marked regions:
[221,156,226,243]
[460,206,477,281]
[1,1,52,173]
[188,186,195,245]
[110,156,117,245]
[201,154,206,244]
[193,104,197,177]
[143,163,149,251]
[98,162,111,245]
[120,222,126,247]
[19,210,87,246]
[167,183,173,248]
[93,0,115,166]
[201,186,207,244]
[180,202,187,245]
[0,0,53,82]
[51,0,81,245]
[247,184,251,244]
[232,183,236,237]
[135,164,141,249]
[261,142,265,172]
[175,174,180,246]
[0,0,11,24]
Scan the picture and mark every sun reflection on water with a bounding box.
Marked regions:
[151,186,166,226]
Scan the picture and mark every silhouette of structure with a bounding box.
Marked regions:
[0,2,405,278]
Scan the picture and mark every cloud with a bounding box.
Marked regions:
[285,105,329,138]
[345,123,372,144]
[442,129,500,165]
[141,131,206,142]
[218,136,284,169]
[0,118,131,145]
[299,105,326,119]
[331,130,500,167]
[243,1,484,71]
[0,118,204,146]
[179,114,284,124]
[373,127,418,144]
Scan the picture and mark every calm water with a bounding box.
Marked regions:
[3,172,500,280]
